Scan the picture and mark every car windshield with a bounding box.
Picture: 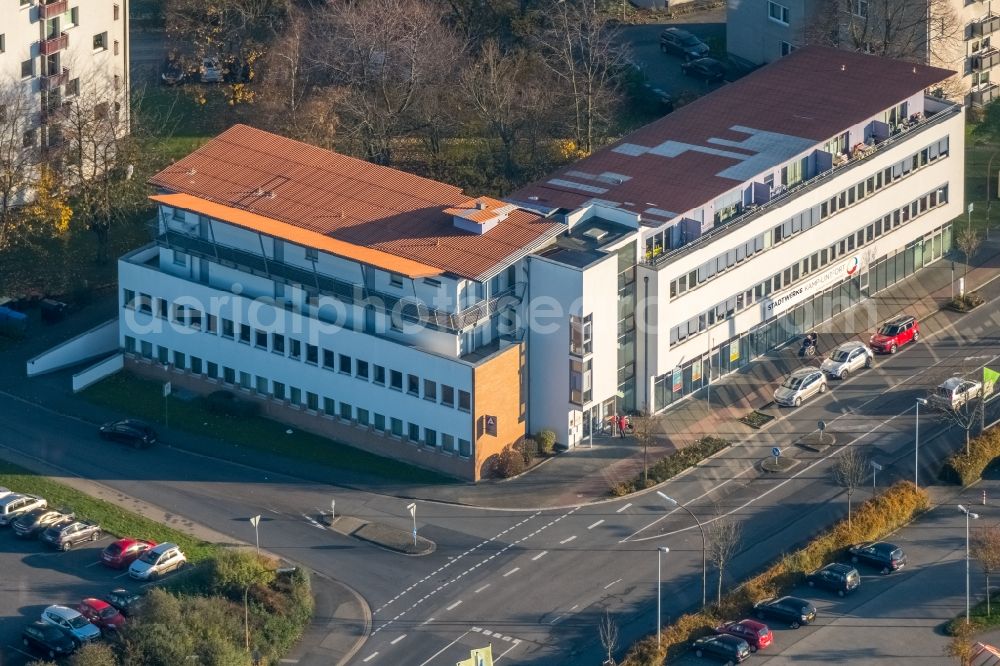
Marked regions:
[782,376,805,390]
[680,34,700,46]
[138,549,158,563]
[68,615,89,629]
[830,349,851,362]
[106,544,123,555]
[99,607,118,619]
[878,324,901,336]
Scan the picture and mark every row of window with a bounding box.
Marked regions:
[124,337,474,458]
[667,136,950,300]
[669,183,950,346]
[121,294,472,412]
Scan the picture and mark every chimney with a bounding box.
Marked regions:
[476,201,488,210]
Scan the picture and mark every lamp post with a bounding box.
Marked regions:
[657,546,669,649]
[915,398,927,489]
[249,515,260,556]
[657,491,707,607]
[959,504,980,624]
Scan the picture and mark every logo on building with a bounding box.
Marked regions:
[845,256,860,276]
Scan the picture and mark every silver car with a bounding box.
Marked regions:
[928,377,983,411]
[774,368,828,407]
[0,494,47,526]
[820,341,873,379]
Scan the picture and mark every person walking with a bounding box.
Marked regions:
[618,414,627,439]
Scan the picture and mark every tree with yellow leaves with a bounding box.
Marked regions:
[20,166,72,245]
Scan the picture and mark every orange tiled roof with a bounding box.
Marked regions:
[151,192,445,279]
[149,125,561,280]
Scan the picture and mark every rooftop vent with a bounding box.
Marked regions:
[582,227,609,241]
[445,196,516,235]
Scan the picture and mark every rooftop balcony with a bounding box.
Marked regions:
[973,48,1000,72]
[39,0,68,19]
[39,32,68,56]
[972,82,1000,107]
[971,13,1000,37]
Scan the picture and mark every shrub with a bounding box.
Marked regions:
[610,481,635,497]
[204,390,259,417]
[536,430,557,455]
[208,550,277,599]
[612,436,729,495]
[495,445,526,478]
[516,437,538,465]
[943,427,1000,486]
[619,481,928,665]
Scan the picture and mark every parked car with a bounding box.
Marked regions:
[21,621,77,659]
[753,596,817,628]
[40,605,101,646]
[774,367,827,407]
[129,542,186,580]
[98,419,158,448]
[805,562,861,596]
[102,537,157,569]
[13,508,74,538]
[928,376,983,411]
[76,598,125,633]
[41,520,102,551]
[659,27,710,60]
[160,59,186,85]
[200,56,224,83]
[0,493,47,526]
[715,619,773,652]
[681,57,726,82]
[870,314,919,353]
[0,486,13,500]
[820,341,873,379]
[692,633,751,662]
[849,541,906,574]
[103,589,146,617]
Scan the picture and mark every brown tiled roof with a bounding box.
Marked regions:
[149,125,561,280]
[511,46,954,220]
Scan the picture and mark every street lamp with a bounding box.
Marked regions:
[657,546,669,649]
[657,491,707,607]
[960,504,981,624]
[915,398,927,489]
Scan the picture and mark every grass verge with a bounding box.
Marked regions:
[0,458,217,562]
[611,436,730,496]
[620,481,929,665]
[83,371,456,485]
[942,426,1000,486]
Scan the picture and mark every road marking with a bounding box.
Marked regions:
[362,653,378,663]
[474,584,490,594]
[418,631,472,666]
[494,639,522,664]
[483,629,494,636]
[446,600,463,611]
[6,645,35,659]
[503,567,520,577]
[531,551,548,561]
[604,578,622,589]
[588,519,604,529]
[300,513,326,530]
[85,561,103,568]
[390,634,407,645]
[560,535,576,544]
[549,614,565,624]
[616,503,632,513]
[421,617,435,626]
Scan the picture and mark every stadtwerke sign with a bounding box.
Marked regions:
[761,255,861,318]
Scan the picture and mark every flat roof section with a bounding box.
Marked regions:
[511,47,954,222]
[149,125,562,281]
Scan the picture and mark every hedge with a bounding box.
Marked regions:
[942,427,1000,487]
[620,481,930,665]
[611,436,730,496]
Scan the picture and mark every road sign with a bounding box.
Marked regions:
[249,515,260,527]
[817,420,826,432]
[330,499,336,520]
[771,447,781,458]
[871,461,883,471]
[163,381,172,397]
[407,502,416,518]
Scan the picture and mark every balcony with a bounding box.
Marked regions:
[971,82,1000,107]
[39,0,68,19]
[39,32,68,56]
[971,13,1000,37]
[41,67,69,92]
[973,48,1000,72]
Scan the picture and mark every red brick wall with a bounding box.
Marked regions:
[472,342,526,480]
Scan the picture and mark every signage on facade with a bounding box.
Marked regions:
[691,360,702,383]
[672,367,683,392]
[485,415,498,437]
[729,344,740,363]
[761,255,862,318]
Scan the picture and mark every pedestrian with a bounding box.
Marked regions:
[618,414,627,439]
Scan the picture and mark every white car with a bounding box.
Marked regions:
[40,605,101,645]
[0,493,47,526]
[928,377,983,411]
[820,341,873,380]
[128,542,186,580]
[774,368,828,407]
[200,57,223,83]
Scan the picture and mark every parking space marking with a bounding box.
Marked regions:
[588,520,604,529]
[85,561,103,568]
[559,535,576,545]
[531,550,547,561]
[446,600,463,611]
[494,638,522,663]
[390,634,407,645]
[6,645,36,659]
[616,503,632,513]
[417,630,472,666]
[474,584,490,594]
[503,567,520,577]
[604,578,622,589]
[362,652,378,662]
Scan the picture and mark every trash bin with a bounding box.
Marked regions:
[40,299,67,324]
[0,306,28,336]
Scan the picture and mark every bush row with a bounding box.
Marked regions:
[494,430,558,479]
[942,427,1000,487]
[620,481,930,665]
[611,436,730,496]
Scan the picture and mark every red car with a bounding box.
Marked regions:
[715,618,773,652]
[76,598,124,632]
[869,315,919,354]
[101,538,156,569]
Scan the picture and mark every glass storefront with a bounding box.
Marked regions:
[653,223,952,411]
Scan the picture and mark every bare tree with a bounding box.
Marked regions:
[706,514,742,605]
[598,608,619,666]
[834,446,870,528]
[0,79,39,250]
[932,387,984,455]
[630,411,655,487]
[956,227,983,294]
[972,525,1000,617]
[535,0,627,155]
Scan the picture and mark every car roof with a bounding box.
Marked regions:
[939,377,964,390]
[150,541,178,553]
[712,633,744,644]
[823,563,856,574]
[0,493,26,506]
[884,315,915,325]
[737,618,768,630]
[789,367,820,378]
[870,541,898,551]
[834,341,866,352]
[664,27,693,37]
[45,605,80,618]
[81,598,111,609]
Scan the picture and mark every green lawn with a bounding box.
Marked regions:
[0,459,218,562]
[84,372,456,485]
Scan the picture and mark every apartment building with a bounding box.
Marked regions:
[118,47,963,476]
[510,47,963,446]
[0,0,129,197]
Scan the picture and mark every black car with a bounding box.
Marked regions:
[692,633,751,663]
[103,589,145,616]
[21,621,76,660]
[41,520,102,551]
[753,596,817,628]
[849,541,906,574]
[99,419,157,448]
[160,59,186,85]
[806,563,861,596]
[12,508,74,538]
[681,57,727,83]
[659,27,710,60]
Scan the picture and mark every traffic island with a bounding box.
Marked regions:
[329,515,436,556]
[760,455,799,473]
[798,431,837,452]
[739,410,776,430]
